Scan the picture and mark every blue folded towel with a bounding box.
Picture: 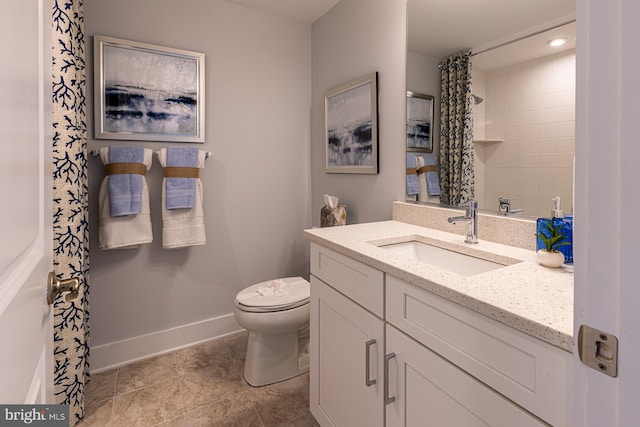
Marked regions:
[406,154,420,195]
[166,147,199,210]
[422,154,441,196]
[108,146,145,217]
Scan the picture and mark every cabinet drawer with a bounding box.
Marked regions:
[310,243,384,317]
[386,275,571,427]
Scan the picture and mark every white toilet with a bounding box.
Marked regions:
[233,277,311,386]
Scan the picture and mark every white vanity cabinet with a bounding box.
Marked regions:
[385,275,571,427]
[308,242,571,427]
[309,243,385,427]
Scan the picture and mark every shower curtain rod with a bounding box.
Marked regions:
[471,19,576,57]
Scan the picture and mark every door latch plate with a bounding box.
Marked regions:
[578,324,618,378]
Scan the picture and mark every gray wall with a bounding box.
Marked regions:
[85,0,408,369]
[407,51,441,160]
[85,0,312,361]
[310,0,407,226]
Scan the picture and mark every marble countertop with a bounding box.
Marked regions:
[304,220,574,353]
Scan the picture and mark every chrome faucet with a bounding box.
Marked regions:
[498,197,524,216]
[447,199,479,244]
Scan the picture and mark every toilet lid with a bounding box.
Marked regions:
[235,277,310,311]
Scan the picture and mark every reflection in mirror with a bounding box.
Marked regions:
[406,91,434,153]
[406,0,576,219]
[406,91,441,204]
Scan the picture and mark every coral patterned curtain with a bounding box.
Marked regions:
[439,51,475,206]
[51,0,89,425]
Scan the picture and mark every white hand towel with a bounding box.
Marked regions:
[98,147,153,250]
[416,156,429,202]
[157,148,207,249]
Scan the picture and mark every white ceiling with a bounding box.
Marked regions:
[223,0,576,72]
[472,21,576,72]
[223,0,340,24]
[408,0,576,71]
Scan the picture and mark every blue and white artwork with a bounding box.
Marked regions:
[406,93,433,152]
[326,76,377,173]
[99,40,203,140]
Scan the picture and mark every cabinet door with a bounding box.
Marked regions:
[310,276,384,427]
[386,275,570,426]
[385,325,548,427]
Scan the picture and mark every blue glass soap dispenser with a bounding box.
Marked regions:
[536,196,573,264]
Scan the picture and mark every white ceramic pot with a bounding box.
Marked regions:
[536,250,565,268]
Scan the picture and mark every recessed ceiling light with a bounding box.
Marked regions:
[549,38,567,47]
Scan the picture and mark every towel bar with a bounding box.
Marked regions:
[154,150,212,159]
[91,149,212,159]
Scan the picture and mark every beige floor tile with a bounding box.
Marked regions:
[225,332,249,375]
[179,362,248,412]
[80,333,319,427]
[77,398,113,426]
[116,353,178,395]
[281,412,321,427]
[153,415,187,426]
[252,373,311,426]
[181,391,262,427]
[174,344,233,376]
[85,369,117,405]
[223,331,249,360]
[112,378,185,427]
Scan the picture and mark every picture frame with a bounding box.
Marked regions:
[325,72,378,174]
[406,91,434,152]
[94,35,205,143]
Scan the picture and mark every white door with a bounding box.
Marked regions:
[0,0,54,404]
[574,0,640,425]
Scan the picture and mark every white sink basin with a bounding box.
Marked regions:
[379,240,507,276]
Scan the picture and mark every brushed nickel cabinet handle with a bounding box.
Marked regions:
[384,352,396,405]
[365,339,377,387]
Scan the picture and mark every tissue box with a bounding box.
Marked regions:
[321,203,347,227]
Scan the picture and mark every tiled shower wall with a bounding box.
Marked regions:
[474,50,575,218]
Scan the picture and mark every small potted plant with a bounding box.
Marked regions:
[535,218,570,267]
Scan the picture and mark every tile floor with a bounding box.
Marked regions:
[78,331,319,427]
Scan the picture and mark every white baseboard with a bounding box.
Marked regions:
[90,313,243,373]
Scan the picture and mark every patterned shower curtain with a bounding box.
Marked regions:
[52,0,89,425]
[439,51,475,206]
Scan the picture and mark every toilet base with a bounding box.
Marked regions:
[243,328,310,387]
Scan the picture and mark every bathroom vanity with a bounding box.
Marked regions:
[304,203,573,426]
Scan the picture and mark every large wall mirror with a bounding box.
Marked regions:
[406,0,576,219]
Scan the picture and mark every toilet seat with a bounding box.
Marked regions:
[235,277,310,313]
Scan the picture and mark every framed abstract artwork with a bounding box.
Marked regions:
[406,91,434,153]
[325,72,378,174]
[94,35,205,142]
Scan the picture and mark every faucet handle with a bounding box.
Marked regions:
[498,196,514,211]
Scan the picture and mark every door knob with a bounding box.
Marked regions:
[47,271,80,305]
